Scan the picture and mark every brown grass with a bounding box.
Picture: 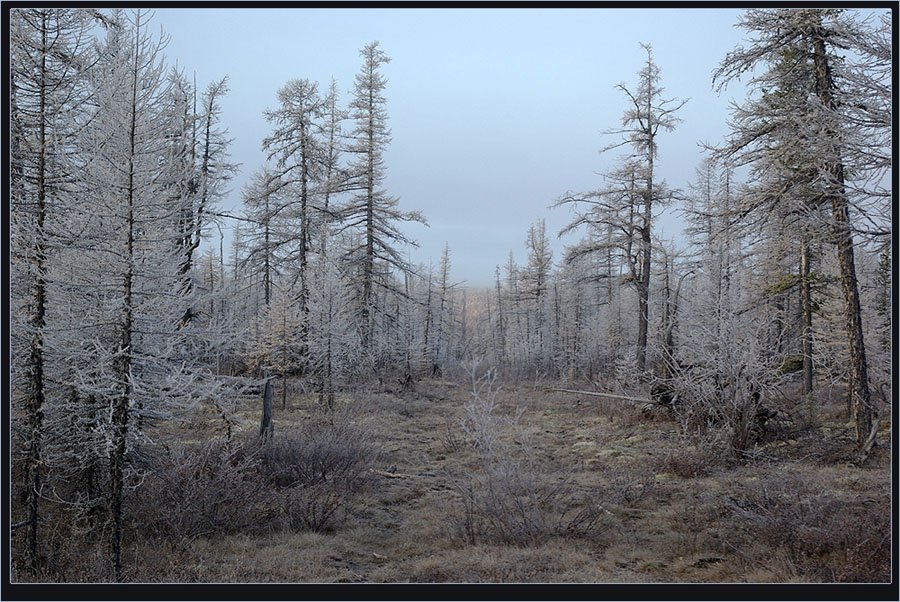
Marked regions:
[11,379,892,584]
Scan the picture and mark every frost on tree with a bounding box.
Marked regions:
[556,43,686,376]
[713,8,889,450]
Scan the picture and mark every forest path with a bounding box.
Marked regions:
[172,379,890,583]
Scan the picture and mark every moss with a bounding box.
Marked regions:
[777,355,804,375]
[764,273,799,296]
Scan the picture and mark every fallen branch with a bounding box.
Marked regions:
[370,469,414,479]
[547,387,662,406]
[857,416,881,464]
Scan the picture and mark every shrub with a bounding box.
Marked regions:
[258,413,379,532]
[606,464,656,506]
[726,476,891,582]
[661,431,733,479]
[448,369,616,546]
[127,439,270,543]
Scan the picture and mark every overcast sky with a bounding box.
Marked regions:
[152,7,754,287]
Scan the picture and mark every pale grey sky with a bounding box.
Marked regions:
[152,7,754,287]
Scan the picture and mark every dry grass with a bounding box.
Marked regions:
[12,378,892,584]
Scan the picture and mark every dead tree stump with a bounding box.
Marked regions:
[260,379,274,443]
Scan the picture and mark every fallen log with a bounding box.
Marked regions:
[857,416,881,464]
[547,387,665,406]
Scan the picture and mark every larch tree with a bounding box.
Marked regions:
[241,167,286,310]
[74,10,233,578]
[520,219,554,370]
[177,76,236,326]
[557,43,686,375]
[681,155,742,356]
[341,41,426,350]
[262,78,327,369]
[713,8,886,450]
[713,34,832,398]
[431,243,459,375]
[9,7,97,573]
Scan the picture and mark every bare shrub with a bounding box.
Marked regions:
[659,428,734,479]
[127,440,270,543]
[448,465,613,547]
[10,500,113,582]
[259,424,375,489]
[448,368,616,546]
[663,449,715,479]
[606,464,657,505]
[278,480,354,532]
[663,310,792,460]
[725,476,891,582]
[441,416,463,454]
[258,412,379,532]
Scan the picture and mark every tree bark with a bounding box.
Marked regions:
[297,119,310,372]
[361,68,376,349]
[260,379,274,442]
[110,12,144,580]
[799,237,814,396]
[23,11,50,573]
[811,22,872,447]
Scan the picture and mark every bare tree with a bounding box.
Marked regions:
[9,7,96,574]
[176,76,236,325]
[556,43,686,375]
[340,41,426,350]
[263,78,327,367]
[714,8,884,449]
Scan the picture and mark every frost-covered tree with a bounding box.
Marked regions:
[176,76,236,325]
[307,236,361,409]
[714,8,885,449]
[340,41,426,349]
[263,78,328,365]
[240,167,287,309]
[556,43,686,375]
[247,288,306,409]
[9,6,98,573]
[520,220,554,370]
[427,243,460,375]
[69,10,234,578]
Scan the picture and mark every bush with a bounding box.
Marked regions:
[606,464,656,506]
[661,431,733,479]
[127,440,270,543]
[448,369,616,546]
[258,414,378,532]
[277,479,355,533]
[726,476,891,582]
[663,447,717,479]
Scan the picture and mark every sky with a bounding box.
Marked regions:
[151,7,754,288]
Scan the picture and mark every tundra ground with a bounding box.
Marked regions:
[14,378,891,584]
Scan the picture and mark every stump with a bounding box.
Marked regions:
[260,379,274,442]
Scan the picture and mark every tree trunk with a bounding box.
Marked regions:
[298,128,310,372]
[495,268,505,368]
[110,13,145,579]
[812,24,872,448]
[362,83,376,349]
[260,379,274,442]
[263,194,271,307]
[799,238,814,396]
[636,259,650,373]
[24,13,50,572]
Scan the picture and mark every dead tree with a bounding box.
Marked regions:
[260,379,274,443]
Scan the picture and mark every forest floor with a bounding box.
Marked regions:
[123,377,890,584]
